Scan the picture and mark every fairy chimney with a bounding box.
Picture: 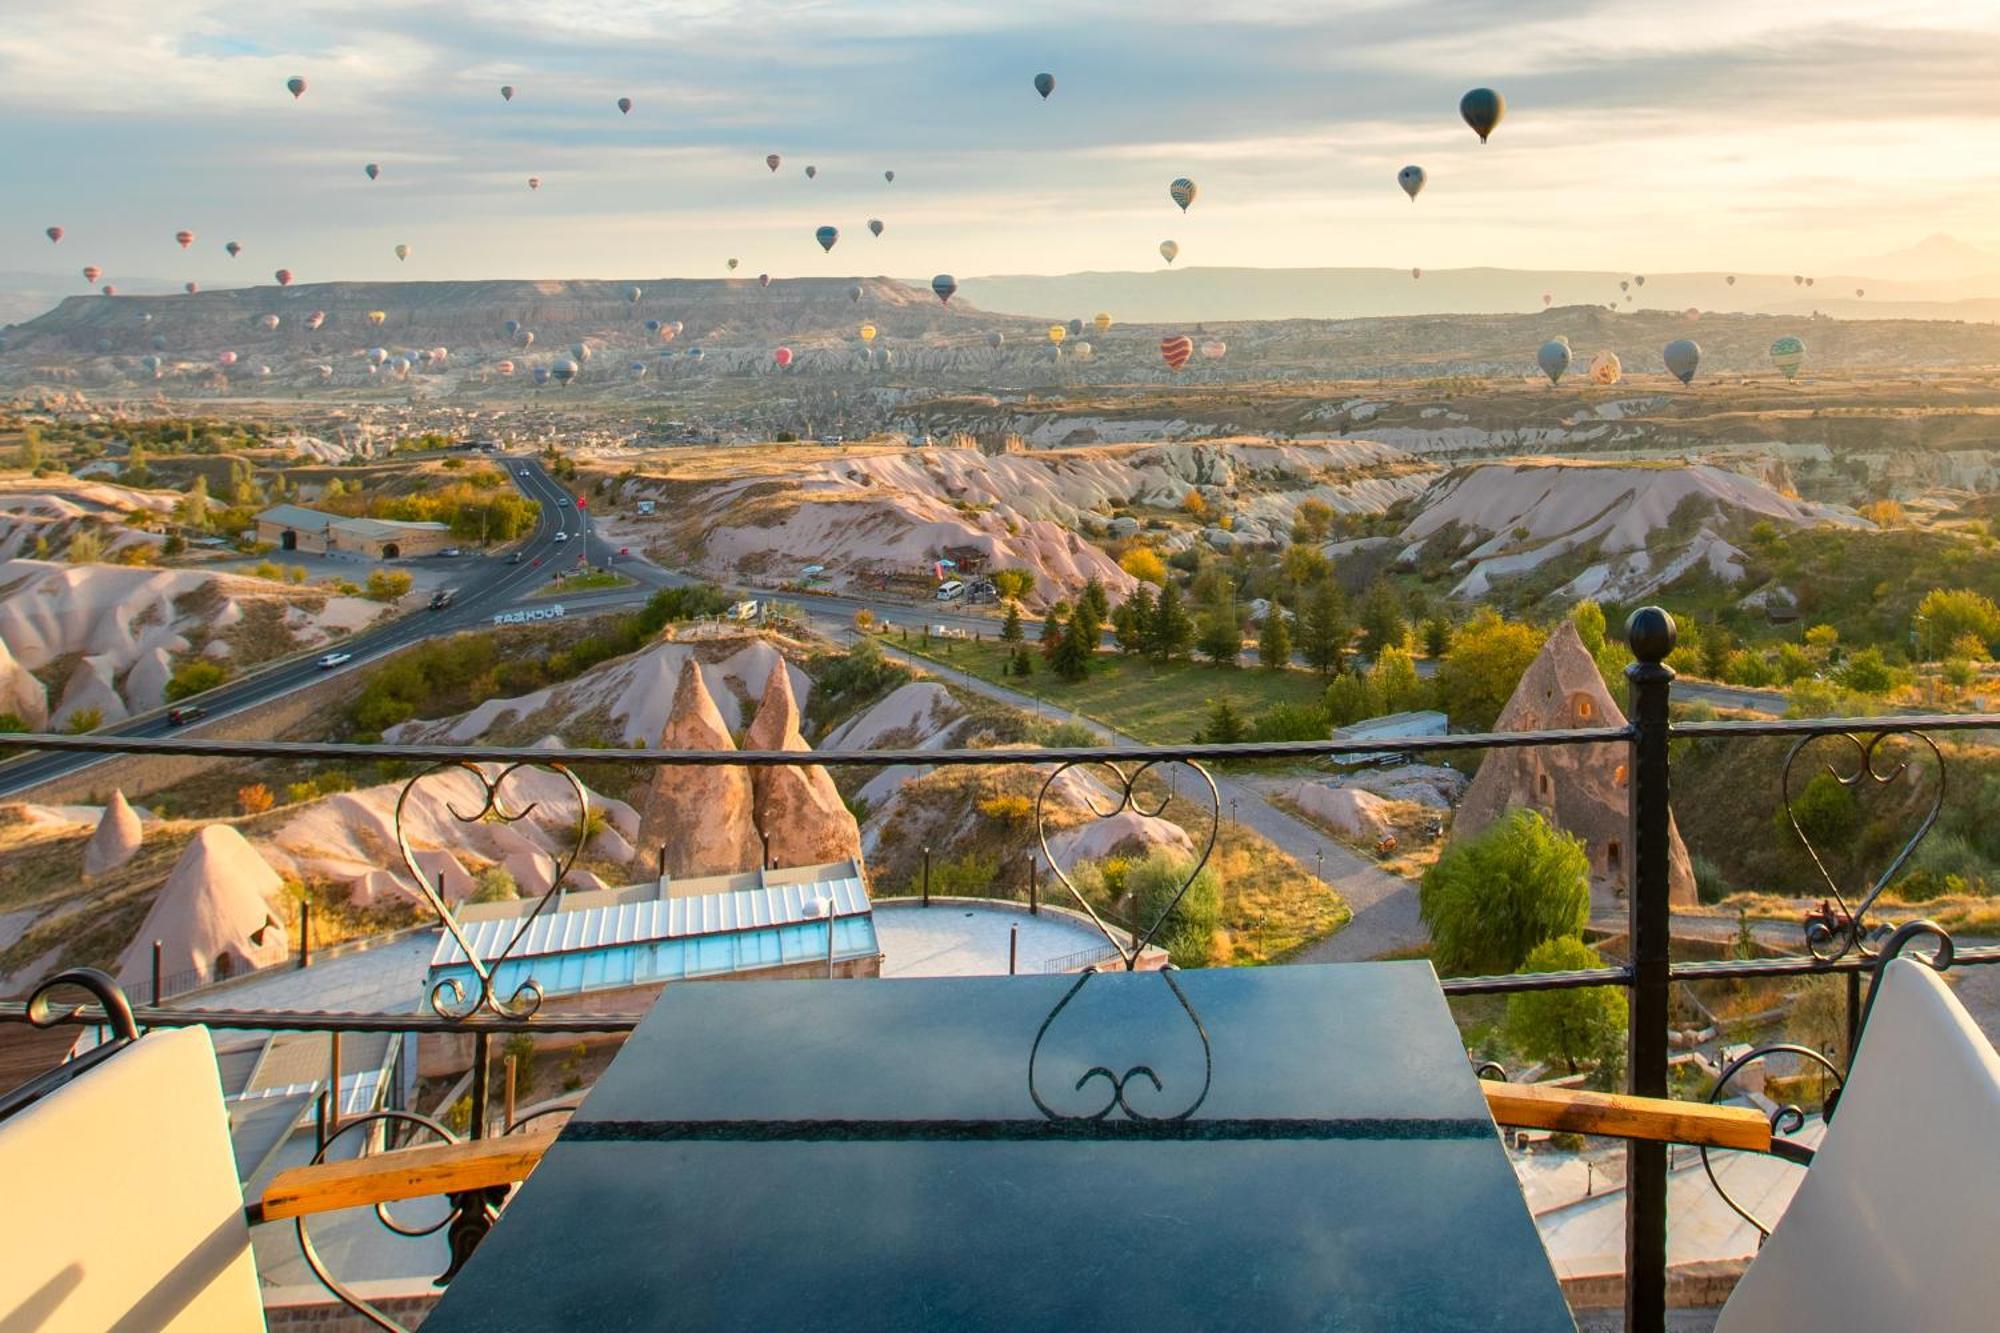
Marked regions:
[636,656,761,879]
[1453,620,1696,906]
[82,789,144,878]
[743,659,863,871]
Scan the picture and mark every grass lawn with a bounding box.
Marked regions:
[902,635,1330,743]
[531,570,633,597]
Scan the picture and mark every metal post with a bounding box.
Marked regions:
[504,1053,518,1132]
[1029,857,1040,915]
[151,941,162,1006]
[1623,606,1676,1333]
[299,903,312,970]
[470,1031,491,1141]
[315,1089,328,1152]
[1009,924,1019,976]
[1845,970,1862,1064]
[328,1031,342,1139]
[922,846,931,907]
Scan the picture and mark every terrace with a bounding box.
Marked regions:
[3,605,1997,1332]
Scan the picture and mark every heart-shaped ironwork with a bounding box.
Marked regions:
[393,760,592,1020]
[1027,967,1212,1123]
[1780,729,1943,961]
[1035,758,1218,969]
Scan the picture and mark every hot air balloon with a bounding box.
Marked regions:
[175,230,195,249]
[275,269,292,286]
[757,273,771,288]
[1663,338,1701,385]
[1635,275,1646,287]
[101,286,116,297]
[1769,336,1805,381]
[533,367,550,385]
[987,331,1004,349]
[368,310,387,326]
[365,163,380,180]
[1200,340,1227,360]
[390,356,411,378]
[629,361,647,379]
[1537,339,1571,385]
[1397,166,1426,201]
[527,177,540,191]
[669,320,684,337]
[1459,87,1504,142]
[774,346,794,368]
[500,85,515,102]
[286,76,307,99]
[932,274,957,304]
[306,310,325,330]
[254,364,271,379]
[1160,240,1179,265]
[504,319,521,337]
[627,286,642,304]
[859,324,877,343]
[226,241,242,257]
[431,347,448,363]
[727,258,738,271]
[1805,277,1815,287]
[45,227,62,243]
[766,154,781,172]
[815,225,839,252]
[1412,267,1422,280]
[142,355,162,377]
[848,284,863,303]
[884,170,895,183]
[1094,312,1112,332]
[1169,178,1197,211]
[552,359,577,385]
[82,266,101,283]
[518,330,535,347]
[1542,293,1553,307]
[616,96,632,115]
[644,318,662,335]
[1034,72,1055,99]
[394,244,410,261]
[497,359,515,376]
[1726,275,1736,286]
[1620,281,1630,293]
[259,314,280,331]
[150,334,166,349]
[571,342,592,362]
[1793,275,1804,286]
[1071,341,1093,360]
[218,351,238,367]
[1048,325,1066,345]
[1855,287,1865,298]
[1588,351,1622,385]
[868,219,884,238]
[316,364,333,381]
[93,337,112,355]
[184,282,199,294]
[687,347,704,362]
[1160,335,1193,371]
[804,165,817,179]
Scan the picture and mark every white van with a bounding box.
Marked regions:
[934,580,965,601]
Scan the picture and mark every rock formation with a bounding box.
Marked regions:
[1452,620,1696,906]
[0,635,47,729]
[743,659,863,871]
[636,656,761,879]
[82,789,143,878]
[115,825,289,989]
[1293,783,1395,844]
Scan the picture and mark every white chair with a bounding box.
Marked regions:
[1716,955,2000,1331]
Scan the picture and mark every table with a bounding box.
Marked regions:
[425,962,1575,1331]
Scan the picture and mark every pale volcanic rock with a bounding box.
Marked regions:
[1046,809,1194,871]
[115,825,288,987]
[82,789,143,878]
[636,656,761,879]
[1293,783,1397,844]
[743,660,862,871]
[0,636,48,729]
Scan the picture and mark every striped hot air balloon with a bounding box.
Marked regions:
[1160,335,1193,371]
[1169,178,1197,212]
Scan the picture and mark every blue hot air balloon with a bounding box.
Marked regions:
[1460,88,1505,142]
[1034,72,1055,99]
[815,225,839,253]
[533,366,550,385]
[932,274,957,304]
[645,319,662,334]
[504,319,520,337]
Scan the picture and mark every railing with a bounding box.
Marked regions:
[3,605,1995,1332]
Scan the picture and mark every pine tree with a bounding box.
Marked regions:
[1114,586,1154,654]
[1001,601,1024,644]
[1300,576,1349,675]
[1257,605,1293,670]
[1054,615,1093,681]
[1012,644,1035,676]
[1040,603,1068,664]
[1079,577,1110,628]
[1196,696,1246,744]
[1151,583,1194,661]
[1359,578,1408,657]
[1197,605,1241,667]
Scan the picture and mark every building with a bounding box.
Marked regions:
[1452,620,1697,905]
[253,503,455,560]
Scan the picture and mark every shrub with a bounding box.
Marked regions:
[1041,720,1099,749]
[1505,937,1628,1076]
[1123,849,1223,968]
[1119,547,1167,585]
[237,783,275,815]
[64,709,102,734]
[365,570,413,602]
[976,793,1034,824]
[165,659,228,701]
[1248,701,1331,743]
[1689,852,1731,906]
[472,867,519,903]
[1420,809,1590,975]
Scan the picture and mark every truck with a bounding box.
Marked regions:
[728,600,760,622]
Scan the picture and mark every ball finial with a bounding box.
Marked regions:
[1625,606,1677,664]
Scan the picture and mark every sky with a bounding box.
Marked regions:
[4,0,2000,291]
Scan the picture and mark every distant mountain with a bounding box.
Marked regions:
[1839,234,2000,282]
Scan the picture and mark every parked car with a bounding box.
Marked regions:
[166,705,206,726]
[316,652,352,670]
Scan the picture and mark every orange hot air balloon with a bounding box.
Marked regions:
[1160,335,1193,371]
[175,230,195,249]
[275,269,293,286]
[82,265,102,283]
[773,346,794,368]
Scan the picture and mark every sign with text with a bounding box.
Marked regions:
[493,603,565,627]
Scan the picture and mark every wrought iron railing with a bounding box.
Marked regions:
[4,605,1998,1332]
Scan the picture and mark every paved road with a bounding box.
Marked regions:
[0,457,584,798]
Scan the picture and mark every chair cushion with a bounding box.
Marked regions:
[0,1025,264,1332]
[1718,958,2000,1331]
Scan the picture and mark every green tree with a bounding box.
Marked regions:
[1011,644,1035,677]
[1291,498,1336,544]
[1149,582,1194,661]
[1368,644,1427,713]
[1421,617,1452,659]
[1358,578,1408,657]
[1196,696,1247,744]
[1112,586,1153,655]
[1077,577,1110,630]
[1324,673,1380,727]
[1776,771,1857,855]
[178,475,211,530]
[1419,809,1591,975]
[1299,576,1349,675]
[65,530,104,564]
[1053,614,1094,682]
[1505,937,1628,1076]
[365,569,413,602]
[1280,542,1331,588]
[1196,605,1241,667]
[65,708,103,735]
[19,425,44,471]
[1040,604,1067,664]
[1915,588,2000,659]
[1257,606,1292,671]
[1000,601,1024,645]
[1570,600,1607,655]
[1838,646,1896,694]
[1124,849,1223,968]
[165,659,229,701]
[1434,611,1544,730]
[990,568,1036,601]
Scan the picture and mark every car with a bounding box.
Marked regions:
[553,532,570,544]
[508,551,523,564]
[618,547,630,557]
[439,548,463,558]
[316,652,352,670]
[429,589,457,610]
[560,497,573,506]
[519,469,531,478]
[166,705,206,726]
